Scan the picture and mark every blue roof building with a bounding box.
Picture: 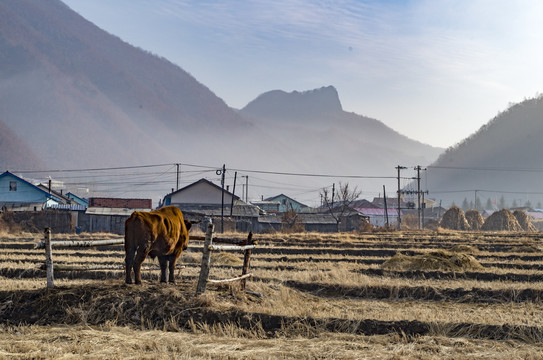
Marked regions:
[264,194,308,213]
[0,171,60,211]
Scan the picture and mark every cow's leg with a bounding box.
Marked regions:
[124,246,136,284]
[133,247,149,285]
[168,256,177,283]
[125,252,134,284]
[158,256,168,283]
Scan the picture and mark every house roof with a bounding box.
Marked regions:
[85,207,145,216]
[264,194,308,208]
[36,184,69,203]
[66,192,89,206]
[258,213,337,225]
[0,171,54,199]
[180,204,260,218]
[166,178,240,201]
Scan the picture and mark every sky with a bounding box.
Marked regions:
[62,0,543,149]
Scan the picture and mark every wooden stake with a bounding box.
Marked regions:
[44,228,54,288]
[195,222,214,295]
[240,232,254,290]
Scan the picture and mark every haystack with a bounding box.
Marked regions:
[449,244,479,255]
[439,206,470,230]
[381,250,483,272]
[481,209,523,231]
[513,210,537,232]
[465,210,484,231]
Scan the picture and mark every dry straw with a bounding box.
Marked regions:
[465,210,484,231]
[513,210,537,232]
[439,206,470,231]
[481,209,523,231]
[381,250,483,272]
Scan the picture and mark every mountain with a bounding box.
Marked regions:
[0,0,443,202]
[426,96,543,207]
[239,86,443,178]
[0,0,249,170]
[0,118,42,170]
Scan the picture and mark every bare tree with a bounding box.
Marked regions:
[321,182,361,231]
[281,205,304,233]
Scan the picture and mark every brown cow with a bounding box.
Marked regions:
[124,206,192,284]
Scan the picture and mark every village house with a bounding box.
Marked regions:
[263,194,309,213]
[0,171,61,211]
[161,178,260,232]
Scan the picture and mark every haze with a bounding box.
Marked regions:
[61,0,543,148]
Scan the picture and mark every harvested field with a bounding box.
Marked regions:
[1,229,543,358]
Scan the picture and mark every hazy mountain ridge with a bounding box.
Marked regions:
[427,96,543,206]
[240,86,443,167]
[0,0,443,201]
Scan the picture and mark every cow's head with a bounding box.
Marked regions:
[184,220,201,231]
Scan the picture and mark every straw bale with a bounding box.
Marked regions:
[439,206,470,231]
[381,250,483,272]
[513,210,538,232]
[465,210,484,231]
[481,209,523,231]
[449,244,479,255]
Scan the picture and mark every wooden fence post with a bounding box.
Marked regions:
[240,232,253,290]
[44,228,54,288]
[196,221,214,295]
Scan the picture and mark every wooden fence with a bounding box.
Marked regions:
[36,224,257,293]
[36,228,125,288]
[194,221,256,295]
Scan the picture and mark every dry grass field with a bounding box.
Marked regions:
[1,228,543,359]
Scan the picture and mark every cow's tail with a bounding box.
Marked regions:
[125,212,146,255]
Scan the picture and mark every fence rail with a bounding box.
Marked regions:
[196,222,256,295]
[35,239,124,249]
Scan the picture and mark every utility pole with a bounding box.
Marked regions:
[414,165,428,230]
[242,176,249,203]
[396,166,407,230]
[415,165,421,230]
[218,164,226,233]
[383,185,389,227]
[331,183,335,209]
[176,163,180,191]
[230,171,237,217]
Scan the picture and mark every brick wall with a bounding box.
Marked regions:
[88,197,152,209]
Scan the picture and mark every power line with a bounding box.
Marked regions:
[13,163,174,173]
[428,165,543,173]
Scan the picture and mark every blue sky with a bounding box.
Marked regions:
[63,0,543,148]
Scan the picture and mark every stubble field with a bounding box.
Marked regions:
[1,229,543,359]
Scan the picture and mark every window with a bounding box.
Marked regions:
[9,181,17,191]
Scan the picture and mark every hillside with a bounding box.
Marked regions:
[0,119,42,170]
[0,0,249,170]
[426,96,543,207]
